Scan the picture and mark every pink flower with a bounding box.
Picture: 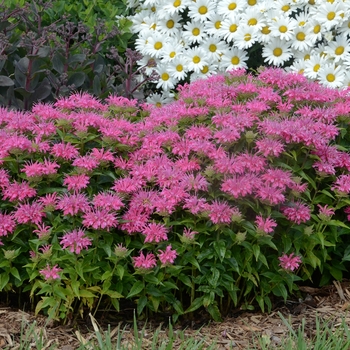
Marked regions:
[332,175,350,195]
[255,138,285,157]
[90,148,114,163]
[183,227,198,240]
[208,200,238,224]
[183,196,209,214]
[63,174,90,191]
[279,253,302,272]
[60,228,92,254]
[256,185,285,205]
[39,264,62,280]
[33,223,52,239]
[143,223,168,243]
[255,215,277,234]
[3,181,37,202]
[92,192,124,211]
[56,193,90,216]
[13,202,45,225]
[158,245,178,266]
[0,213,16,237]
[133,251,157,270]
[119,207,150,234]
[22,161,46,178]
[51,142,79,160]
[72,156,99,171]
[317,204,334,221]
[38,193,59,211]
[282,202,311,225]
[0,169,10,189]
[82,208,118,230]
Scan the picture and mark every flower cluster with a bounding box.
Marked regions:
[127,0,350,102]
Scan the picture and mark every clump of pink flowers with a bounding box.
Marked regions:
[279,253,302,272]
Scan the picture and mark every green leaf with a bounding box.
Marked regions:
[105,290,123,299]
[208,268,220,288]
[116,265,124,280]
[54,286,68,301]
[272,283,288,301]
[185,297,204,313]
[101,270,113,281]
[212,240,226,262]
[137,295,148,315]
[0,273,9,291]
[252,244,260,262]
[67,72,86,88]
[79,289,96,298]
[71,280,80,297]
[207,303,222,322]
[0,75,14,86]
[127,280,144,298]
[10,267,21,280]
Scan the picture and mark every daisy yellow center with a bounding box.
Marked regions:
[215,21,221,29]
[248,18,257,26]
[231,56,240,65]
[151,23,156,30]
[348,22,350,28]
[281,4,290,11]
[198,6,208,14]
[313,64,320,72]
[154,42,163,50]
[170,51,176,58]
[273,48,283,57]
[279,25,288,33]
[193,55,201,63]
[244,33,251,41]
[327,11,336,20]
[299,69,304,73]
[335,46,344,55]
[314,24,321,34]
[161,73,169,81]
[228,2,237,10]
[209,44,217,52]
[299,21,306,26]
[151,6,156,12]
[173,0,181,7]
[296,32,305,41]
[201,66,209,73]
[176,64,183,72]
[156,102,162,107]
[308,0,315,4]
[167,20,175,28]
[230,24,238,32]
[248,0,256,5]
[327,0,335,3]
[261,26,271,34]
[192,28,200,36]
[340,13,344,18]
[304,54,310,60]
[326,73,335,82]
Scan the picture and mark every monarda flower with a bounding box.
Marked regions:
[2,181,37,202]
[0,213,16,237]
[143,223,168,243]
[255,215,277,234]
[51,142,79,160]
[56,193,90,216]
[13,202,45,225]
[158,245,178,266]
[60,228,92,254]
[82,209,118,231]
[282,202,311,225]
[63,174,90,192]
[279,253,302,272]
[133,251,157,270]
[39,264,62,281]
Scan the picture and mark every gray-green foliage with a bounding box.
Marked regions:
[0,0,146,110]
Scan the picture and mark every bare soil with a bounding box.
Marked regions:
[1,281,350,349]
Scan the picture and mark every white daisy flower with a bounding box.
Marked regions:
[270,16,297,41]
[188,0,217,22]
[234,24,258,49]
[168,57,189,80]
[219,47,248,71]
[255,22,273,43]
[144,32,170,58]
[217,0,246,17]
[191,62,219,81]
[137,55,158,75]
[306,20,323,44]
[292,11,310,28]
[218,13,240,42]
[160,40,185,63]
[324,35,350,63]
[184,47,209,73]
[313,1,344,31]
[156,0,189,18]
[183,20,207,44]
[155,64,178,90]
[262,38,292,66]
[146,92,175,107]
[204,14,224,37]
[290,26,313,51]
[200,36,228,61]
[272,0,295,16]
[240,8,266,30]
[318,63,345,88]
[304,54,328,79]
[286,58,308,75]
[157,13,182,36]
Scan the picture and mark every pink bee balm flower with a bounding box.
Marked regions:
[82,208,118,230]
[13,202,45,225]
[282,202,311,225]
[133,251,157,270]
[63,173,90,191]
[317,204,335,221]
[255,215,277,234]
[183,227,198,240]
[39,264,62,280]
[72,156,99,171]
[0,213,16,237]
[3,181,37,202]
[60,228,92,254]
[92,192,124,211]
[158,245,178,266]
[56,193,90,216]
[51,142,79,160]
[33,223,52,239]
[143,223,168,243]
[208,200,239,224]
[279,253,302,272]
